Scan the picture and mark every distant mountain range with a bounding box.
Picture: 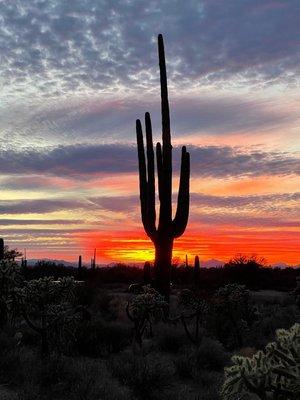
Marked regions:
[20,258,299,269]
[272,262,300,269]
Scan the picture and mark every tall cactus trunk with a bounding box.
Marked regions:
[136,34,190,301]
[154,238,173,300]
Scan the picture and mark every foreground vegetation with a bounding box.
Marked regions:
[0,248,299,400]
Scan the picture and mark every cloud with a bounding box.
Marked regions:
[89,195,137,213]
[0,198,95,214]
[0,0,299,100]
[191,192,300,209]
[2,94,296,147]
[1,228,93,236]
[189,146,300,178]
[192,213,300,228]
[0,143,298,178]
[87,192,300,216]
[0,219,84,225]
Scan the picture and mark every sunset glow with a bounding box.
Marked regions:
[0,1,299,266]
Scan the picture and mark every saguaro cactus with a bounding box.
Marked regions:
[91,249,96,269]
[194,255,200,285]
[136,34,190,300]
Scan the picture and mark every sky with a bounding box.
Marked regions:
[0,0,299,266]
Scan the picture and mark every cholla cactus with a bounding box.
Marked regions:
[126,286,168,345]
[221,323,300,400]
[128,286,168,322]
[211,284,257,348]
[0,259,23,328]
[16,276,78,357]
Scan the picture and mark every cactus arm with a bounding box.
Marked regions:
[136,119,152,236]
[145,112,156,232]
[172,147,190,238]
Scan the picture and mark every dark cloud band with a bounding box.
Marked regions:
[0,144,298,178]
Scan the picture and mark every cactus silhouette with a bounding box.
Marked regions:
[90,249,96,269]
[194,255,200,285]
[136,34,190,301]
[185,254,189,268]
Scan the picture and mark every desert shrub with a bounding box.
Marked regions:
[74,319,131,357]
[156,323,187,353]
[18,328,40,347]
[197,370,224,398]
[91,289,119,320]
[195,337,231,371]
[109,351,174,400]
[35,354,73,392]
[73,282,96,307]
[249,304,299,348]
[69,359,131,400]
[179,382,221,400]
[221,323,300,400]
[17,355,131,400]
[174,337,230,382]
[175,289,208,345]
[174,348,195,380]
[0,330,22,384]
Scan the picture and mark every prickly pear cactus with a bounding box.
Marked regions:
[221,323,300,400]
